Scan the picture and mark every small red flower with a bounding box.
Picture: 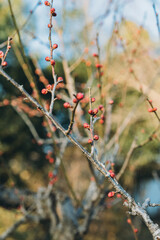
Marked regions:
[148,107,157,112]
[101,114,105,120]
[50,8,55,14]
[3,99,9,105]
[49,158,54,163]
[46,84,52,90]
[0,51,4,58]
[98,105,104,110]
[76,92,84,100]
[88,109,93,115]
[109,100,114,105]
[45,56,50,61]
[86,61,91,67]
[88,139,93,144]
[41,88,48,94]
[109,170,115,178]
[116,194,121,198]
[93,135,99,140]
[93,108,98,115]
[48,171,53,178]
[1,61,8,67]
[63,102,71,108]
[48,23,52,28]
[53,43,58,49]
[129,68,133,73]
[100,119,104,124]
[44,1,50,6]
[83,123,90,129]
[57,77,63,82]
[73,98,77,103]
[50,59,55,66]
[49,176,58,185]
[95,63,103,68]
[93,53,98,57]
[127,219,131,224]
[108,191,115,198]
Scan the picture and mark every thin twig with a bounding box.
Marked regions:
[69,52,85,72]
[60,159,80,206]
[66,100,79,135]
[8,0,39,99]
[147,98,160,123]
[0,0,41,48]
[49,77,63,114]
[13,105,41,143]
[0,217,27,240]
[152,3,160,39]
[116,140,137,181]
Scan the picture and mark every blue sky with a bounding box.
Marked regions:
[24,0,160,63]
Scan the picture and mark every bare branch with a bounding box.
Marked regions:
[0,217,27,240]
[1,67,160,239]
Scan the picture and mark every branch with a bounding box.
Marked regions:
[0,0,41,48]
[1,67,160,239]
[116,140,137,181]
[0,217,27,240]
[143,198,160,209]
[49,76,63,114]
[8,0,40,100]
[152,3,160,39]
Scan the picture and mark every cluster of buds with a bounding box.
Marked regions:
[83,123,90,129]
[44,0,57,16]
[63,92,84,109]
[88,108,99,116]
[98,105,105,124]
[109,169,115,178]
[41,77,63,95]
[84,97,103,144]
[45,152,54,164]
[92,51,104,88]
[87,104,105,124]
[87,135,99,144]
[41,84,52,95]
[45,1,57,27]
[0,37,12,68]
[92,53,102,68]
[48,171,58,185]
[95,63,103,69]
[0,51,7,67]
[148,107,157,112]
[50,7,57,17]
[0,51,4,58]
[45,56,56,66]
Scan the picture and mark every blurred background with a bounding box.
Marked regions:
[1,0,160,239]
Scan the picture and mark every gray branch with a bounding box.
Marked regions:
[0,67,160,239]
